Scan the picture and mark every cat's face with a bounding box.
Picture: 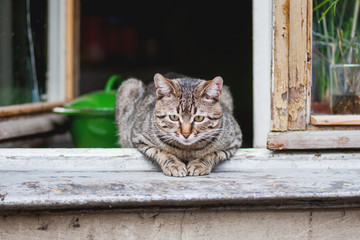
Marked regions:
[154,74,223,146]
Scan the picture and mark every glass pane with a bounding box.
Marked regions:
[0,0,47,106]
[312,0,360,114]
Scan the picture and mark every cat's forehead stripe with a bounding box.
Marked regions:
[174,78,202,114]
[178,92,195,114]
[176,78,202,89]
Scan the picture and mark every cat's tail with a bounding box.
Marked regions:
[115,78,146,147]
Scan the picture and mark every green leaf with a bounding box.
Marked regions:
[318,0,340,23]
[313,0,332,12]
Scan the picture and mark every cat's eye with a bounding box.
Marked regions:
[194,115,204,122]
[169,115,179,121]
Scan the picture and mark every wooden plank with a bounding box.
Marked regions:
[0,102,65,117]
[287,0,309,130]
[0,114,67,141]
[65,0,76,101]
[267,130,360,150]
[271,0,290,131]
[311,115,360,126]
[73,0,80,98]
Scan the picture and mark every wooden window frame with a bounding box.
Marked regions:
[267,0,360,150]
[0,0,79,143]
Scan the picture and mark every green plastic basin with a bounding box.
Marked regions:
[53,75,122,148]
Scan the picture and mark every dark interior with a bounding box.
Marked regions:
[80,1,253,147]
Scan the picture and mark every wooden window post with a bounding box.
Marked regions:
[268,0,360,150]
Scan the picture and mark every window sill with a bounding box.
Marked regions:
[1,148,360,212]
[267,130,360,150]
[0,113,68,146]
[0,102,65,117]
[310,115,360,126]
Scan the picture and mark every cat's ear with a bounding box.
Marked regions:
[200,76,223,101]
[154,73,177,98]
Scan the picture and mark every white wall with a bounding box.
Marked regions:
[252,0,272,147]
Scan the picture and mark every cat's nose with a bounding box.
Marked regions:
[181,132,191,139]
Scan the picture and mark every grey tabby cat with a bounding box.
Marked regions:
[115,73,242,177]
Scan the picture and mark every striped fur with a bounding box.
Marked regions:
[116,73,242,177]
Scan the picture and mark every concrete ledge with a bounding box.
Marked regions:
[1,148,360,212]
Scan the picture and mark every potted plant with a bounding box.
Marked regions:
[312,0,360,114]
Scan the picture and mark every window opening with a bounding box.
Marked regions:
[80,1,253,147]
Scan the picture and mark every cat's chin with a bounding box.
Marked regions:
[176,138,198,146]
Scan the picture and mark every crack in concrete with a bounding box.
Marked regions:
[179,210,186,240]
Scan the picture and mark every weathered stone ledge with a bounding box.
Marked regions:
[1,148,360,212]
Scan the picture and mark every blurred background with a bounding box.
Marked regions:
[0,0,253,147]
[80,1,253,147]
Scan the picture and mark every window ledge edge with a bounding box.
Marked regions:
[1,148,360,212]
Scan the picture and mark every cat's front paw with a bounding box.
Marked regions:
[162,160,188,177]
[187,159,212,176]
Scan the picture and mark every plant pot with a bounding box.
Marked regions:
[311,102,331,114]
[330,64,360,114]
